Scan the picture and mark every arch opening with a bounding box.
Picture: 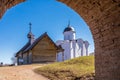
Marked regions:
[1,0,120,80]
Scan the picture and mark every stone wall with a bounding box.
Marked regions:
[58,0,120,80]
[0,0,120,79]
[0,0,25,18]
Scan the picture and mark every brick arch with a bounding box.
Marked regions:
[58,0,120,80]
[0,0,120,79]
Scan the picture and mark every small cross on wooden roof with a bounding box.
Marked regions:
[29,22,32,32]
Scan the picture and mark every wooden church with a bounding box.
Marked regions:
[15,23,60,65]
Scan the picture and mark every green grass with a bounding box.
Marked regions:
[34,56,95,80]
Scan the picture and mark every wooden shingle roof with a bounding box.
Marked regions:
[15,32,60,57]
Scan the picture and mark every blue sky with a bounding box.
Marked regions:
[0,0,94,64]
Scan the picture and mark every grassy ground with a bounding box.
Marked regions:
[34,56,95,80]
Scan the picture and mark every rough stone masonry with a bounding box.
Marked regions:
[58,0,120,80]
[0,0,120,80]
[0,0,25,18]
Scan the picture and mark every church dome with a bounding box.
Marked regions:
[63,26,75,33]
[27,32,34,38]
[27,23,34,39]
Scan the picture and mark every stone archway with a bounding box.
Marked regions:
[58,0,120,80]
[0,0,120,80]
[0,0,25,18]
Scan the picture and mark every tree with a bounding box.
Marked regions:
[11,53,17,65]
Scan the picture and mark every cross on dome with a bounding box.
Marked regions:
[63,21,75,33]
[29,22,32,32]
[68,20,70,27]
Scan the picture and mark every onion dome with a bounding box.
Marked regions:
[63,26,75,32]
[27,23,34,39]
[63,21,75,33]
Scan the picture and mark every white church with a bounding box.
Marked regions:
[56,23,89,62]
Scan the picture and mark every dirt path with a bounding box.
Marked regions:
[0,64,49,80]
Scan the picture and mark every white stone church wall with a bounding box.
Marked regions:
[57,52,63,62]
[84,41,89,56]
[82,43,87,56]
[64,31,75,40]
[75,42,81,57]
[56,40,63,46]
[62,41,71,61]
